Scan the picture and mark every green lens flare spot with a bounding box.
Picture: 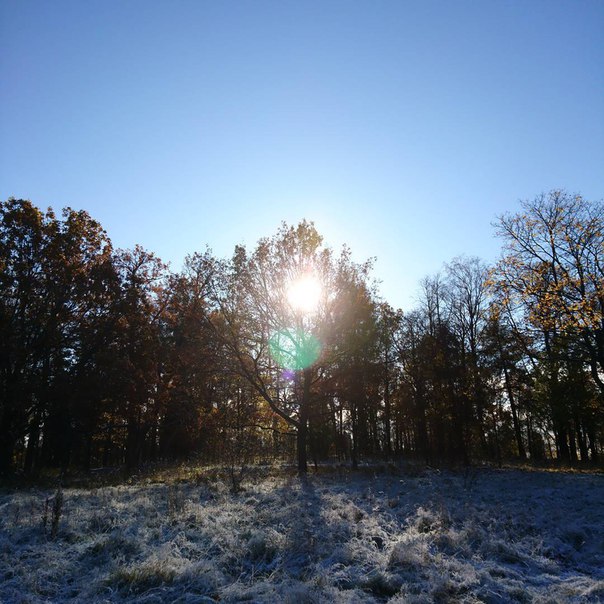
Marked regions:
[269,328,321,370]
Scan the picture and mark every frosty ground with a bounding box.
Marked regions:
[1,466,603,603]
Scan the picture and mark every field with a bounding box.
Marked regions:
[1,466,603,603]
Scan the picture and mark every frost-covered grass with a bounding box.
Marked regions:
[1,466,603,603]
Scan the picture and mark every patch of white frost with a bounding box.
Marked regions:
[1,467,602,602]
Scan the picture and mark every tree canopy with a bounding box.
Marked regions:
[1,191,602,477]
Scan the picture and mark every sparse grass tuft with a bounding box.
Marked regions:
[50,487,63,540]
[111,560,177,594]
[41,486,64,539]
[167,484,186,517]
[361,570,402,597]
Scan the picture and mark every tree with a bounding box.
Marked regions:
[490,191,604,461]
[494,191,604,395]
[444,256,491,458]
[0,199,47,474]
[158,251,222,460]
[110,246,167,469]
[0,199,114,474]
[325,274,381,467]
[374,303,403,457]
[206,221,375,474]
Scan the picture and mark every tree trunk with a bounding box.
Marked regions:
[297,368,311,475]
[578,429,588,462]
[384,374,392,458]
[587,429,598,461]
[24,411,41,475]
[502,363,526,459]
[555,425,571,463]
[297,420,308,474]
[0,431,15,476]
[125,412,141,470]
[415,393,429,463]
[568,424,578,463]
[350,403,359,470]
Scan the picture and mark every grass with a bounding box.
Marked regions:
[1,463,603,602]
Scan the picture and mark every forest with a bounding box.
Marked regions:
[1,190,603,478]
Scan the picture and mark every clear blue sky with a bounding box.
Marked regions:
[1,0,602,310]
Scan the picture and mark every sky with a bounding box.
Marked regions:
[1,0,603,311]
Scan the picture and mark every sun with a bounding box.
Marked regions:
[286,274,322,314]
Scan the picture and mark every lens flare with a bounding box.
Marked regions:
[269,328,321,370]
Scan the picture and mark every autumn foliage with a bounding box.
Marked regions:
[1,191,602,477]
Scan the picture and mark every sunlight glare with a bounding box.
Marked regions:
[286,274,322,314]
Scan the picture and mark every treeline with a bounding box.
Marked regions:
[1,191,602,476]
